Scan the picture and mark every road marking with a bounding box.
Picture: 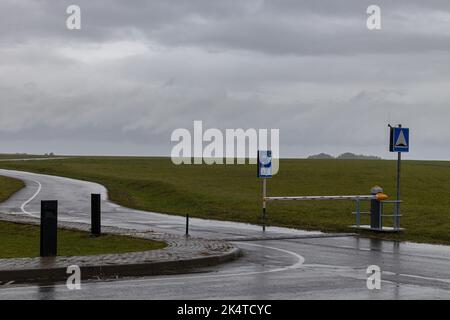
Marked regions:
[302,264,450,286]
[236,242,305,272]
[0,242,305,292]
[291,240,450,263]
[20,179,41,216]
[383,271,450,285]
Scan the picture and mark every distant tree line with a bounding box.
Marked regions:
[307,152,382,160]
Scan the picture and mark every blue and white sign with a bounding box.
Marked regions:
[257,150,272,178]
[390,127,409,152]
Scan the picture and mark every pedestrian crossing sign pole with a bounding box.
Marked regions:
[389,124,409,228]
[258,150,272,232]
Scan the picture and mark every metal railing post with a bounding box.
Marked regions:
[355,199,361,227]
[394,202,399,230]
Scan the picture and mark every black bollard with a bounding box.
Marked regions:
[91,194,101,236]
[40,200,58,257]
[186,214,189,237]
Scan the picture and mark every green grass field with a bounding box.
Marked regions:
[0,173,166,258]
[0,175,25,203]
[0,157,449,245]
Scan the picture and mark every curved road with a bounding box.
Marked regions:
[0,169,450,299]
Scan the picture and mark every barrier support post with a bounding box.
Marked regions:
[370,186,383,230]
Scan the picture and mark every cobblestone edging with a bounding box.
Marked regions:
[0,213,241,284]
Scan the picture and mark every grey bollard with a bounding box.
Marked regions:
[370,186,383,230]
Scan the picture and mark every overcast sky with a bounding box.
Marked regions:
[1,0,450,160]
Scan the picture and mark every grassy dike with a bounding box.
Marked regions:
[0,175,25,202]
[0,175,166,258]
[0,157,449,245]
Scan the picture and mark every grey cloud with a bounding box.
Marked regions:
[2,1,450,56]
[0,1,449,160]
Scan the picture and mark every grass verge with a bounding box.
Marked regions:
[0,220,166,258]
[0,171,166,258]
[0,175,25,202]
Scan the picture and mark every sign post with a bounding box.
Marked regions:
[262,178,267,232]
[389,124,409,229]
[257,150,272,232]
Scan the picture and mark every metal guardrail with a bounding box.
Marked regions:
[352,198,403,230]
[381,200,403,230]
[264,193,403,232]
[265,195,378,201]
[265,195,378,230]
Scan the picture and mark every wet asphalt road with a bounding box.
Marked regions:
[0,169,450,299]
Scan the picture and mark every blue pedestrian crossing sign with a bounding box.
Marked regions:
[257,150,272,178]
[390,127,409,152]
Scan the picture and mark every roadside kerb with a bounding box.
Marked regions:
[0,213,241,284]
